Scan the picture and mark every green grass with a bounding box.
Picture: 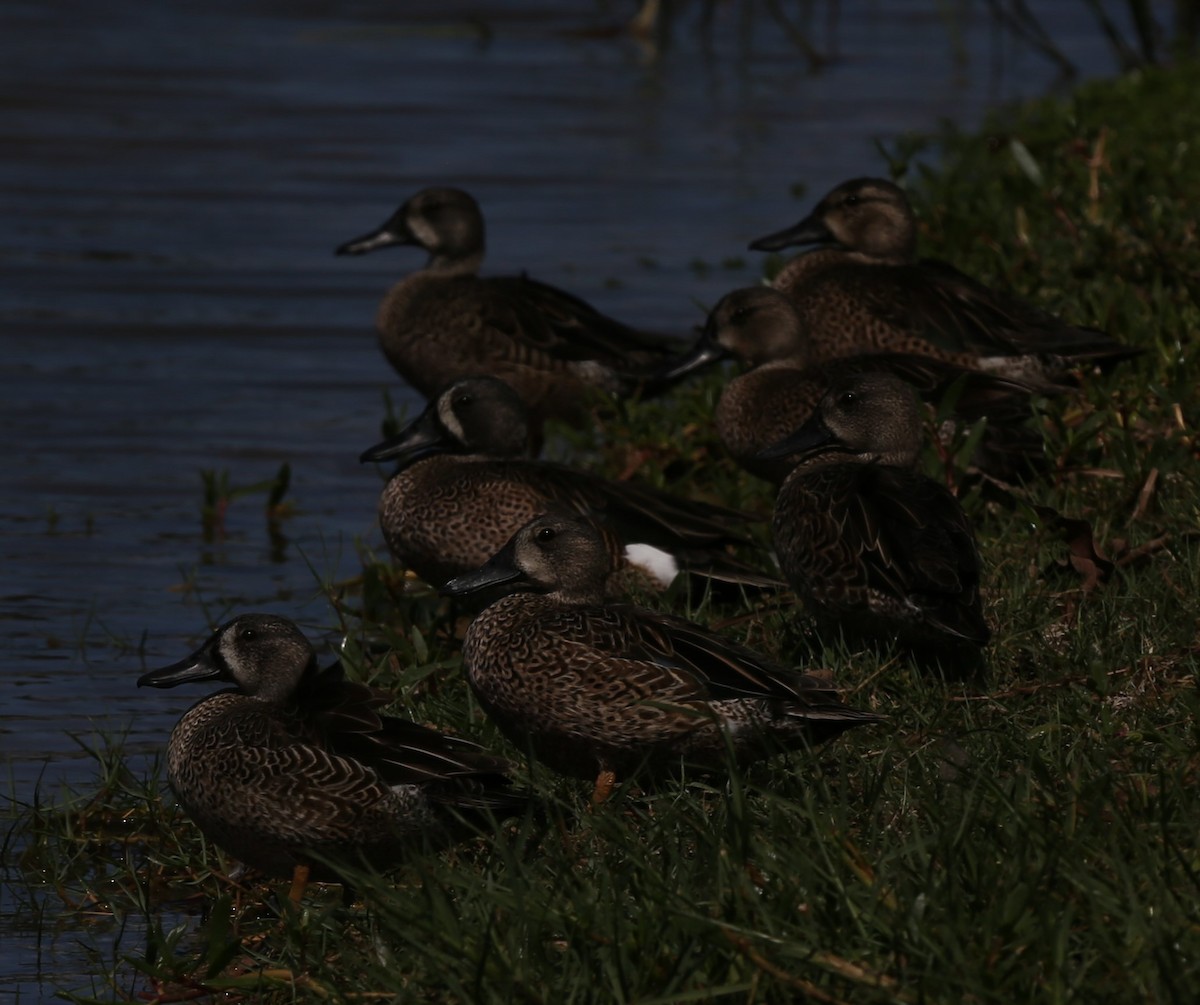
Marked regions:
[7,60,1200,1003]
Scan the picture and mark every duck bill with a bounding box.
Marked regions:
[442,541,529,598]
[360,403,448,466]
[640,339,729,394]
[748,213,834,252]
[335,220,414,256]
[756,413,838,461]
[137,646,227,689]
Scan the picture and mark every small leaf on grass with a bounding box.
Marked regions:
[839,836,898,911]
[1010,139,1044,186]
[1034,505,1114,594]
[1130,467,1159,522]
[202,894,241,979]
[398,657,455,689]
[411,624,428,664]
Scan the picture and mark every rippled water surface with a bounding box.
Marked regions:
[0,0,1153,997]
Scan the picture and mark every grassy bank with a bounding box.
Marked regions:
[7,61,1200,1003]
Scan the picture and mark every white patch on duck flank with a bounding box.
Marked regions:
[975,354,1033,376]
[624,543,679,588]
[568,360,619,392]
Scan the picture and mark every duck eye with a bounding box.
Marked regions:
[240,627,257,640]
[536,527,557,544]
[455,393,474,409]
[730,306,752,323]
[837,391,857,408]
[843,194,860,207]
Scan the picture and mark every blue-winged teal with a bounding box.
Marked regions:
[442,512,880,801]
[361,376,783,594]
[336,187,679,426]
[761,372,990,668]
[749,177,1139,388]
[138,614,523,898]
[651,286,1044,484]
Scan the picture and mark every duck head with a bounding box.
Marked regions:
[443,512,612,606]
[702,287,813,368]
[757,371,923,468]
[644,286,813,391]
[749,177,917,264]
[138,614,317,705]
[360,376,533,468]
[336,186,485,273]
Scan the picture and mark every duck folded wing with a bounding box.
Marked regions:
[835,352,1040,416]
[844,258,1134,367]
[298,662,515,788]
[553,477,785,591]
[814,260,1035,357]
[844,467,989,643]
[216,741,398,831]
[549,466,761,548]
[481,274,681,363]
[596,605,841,705]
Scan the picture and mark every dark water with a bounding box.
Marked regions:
[0,0,1153,997]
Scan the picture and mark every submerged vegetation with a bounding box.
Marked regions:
[7,60,1200,1003]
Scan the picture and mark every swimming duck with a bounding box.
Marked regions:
[138,614,523,899]
[443,513,880,802]
[749,177,1139,388]
[336,187,679,426]
[360,375,783,594]
[761,372,990,668]
[649,286,1044,483]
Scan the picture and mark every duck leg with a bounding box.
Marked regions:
[590,769,617,808]
[287,863,311,905]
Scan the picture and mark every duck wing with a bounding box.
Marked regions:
[904,260,1136,366]
[825,352,1039,419]
[585,513,785,592]
[495,459,763,549]
[538,605,857,714]
[482,274,683,365]
[813,258,1134,368]
[511,603,880,734]
[915,259,1136,363]
[841,466,990,644]
[300,662,518,793]
[196,691,413,834]
[619,607,837,702]
[616,606,881,727]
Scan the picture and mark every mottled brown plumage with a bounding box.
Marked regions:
[749,177,1139,387]
[442,514,880,786]
[336,187,678,425]
[138,614,523,884]
[763,373,990,667]
[361,376,783,593]
[651,286,1044,483]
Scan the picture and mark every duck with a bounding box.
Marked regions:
[336,186,679,426]
[761,371,990,669]
[748,177,1139,388]
[137,614,524,900]
[648,286,1046,483]
[360,375,783,594]
[442,512,881,802]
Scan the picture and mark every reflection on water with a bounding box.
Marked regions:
[0,0,1156,996]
